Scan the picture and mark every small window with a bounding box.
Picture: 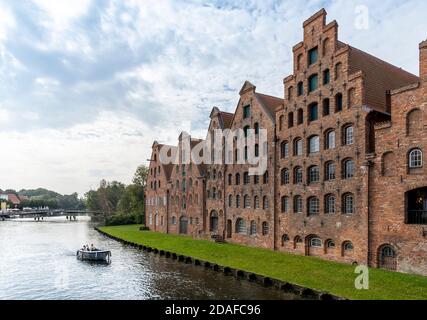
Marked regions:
[308,47,318,65]
[250,221,257,235]
[262,222,269,236]
[343,125,354,145]
[297,82,304,96]
[228,174,232,185]
[236,219,246,234]
[288,87,294,101]
[325,195,336,214]
[243,105,251,119]
[294,138,303,156]
[236,195,241,208]
[254,196,260,209]
[310,238,322,248]
[335,93,343,112]
[297,108,304,125]
[243,172,250,185]
[308,74,318,92]
[294,196,303,213]
[235,173,241,185]
[281,168,290,185]
[254,122,259,135]
[308,135,320,154]
[288,112,294,128]
[263,171,269,184]
[325,162,336,181]
[323,98,330,116]
[282,234,290,245]
[343,159,355,179]
[279,115,284,131]
[243,125,250,137]
[281,196,289,213]
[335,62,342,80]
[254,175,259,185]
[263,196,269,209]
[244,195,251,209]
[309,103,318,122]
[343,193,354,214]
[323,69,330,85]
[281,141,289,159]
[343,241,354,251]
[409,149,423,168]
[228,195,233,208]
[308,197,320,216]
[255,144,259,157]
[294,167,303,184]
[308,166,320,184]
[325,130,336,149]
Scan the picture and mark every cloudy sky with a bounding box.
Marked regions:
[0,0,426,195]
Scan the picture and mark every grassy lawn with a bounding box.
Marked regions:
[100,224,427,300]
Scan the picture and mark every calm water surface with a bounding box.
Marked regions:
[0,217,298,300]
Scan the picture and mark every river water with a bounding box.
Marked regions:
[0,217,298,300]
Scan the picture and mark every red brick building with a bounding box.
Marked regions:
[146,9,427,276]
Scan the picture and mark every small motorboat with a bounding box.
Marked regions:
[77,249,112,263]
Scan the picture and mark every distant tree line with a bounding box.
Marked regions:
[84,165,148,225]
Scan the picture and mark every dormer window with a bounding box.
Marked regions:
[308,47,318,66]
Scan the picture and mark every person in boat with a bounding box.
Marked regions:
[81,245,87,251]
[90,244,97,251]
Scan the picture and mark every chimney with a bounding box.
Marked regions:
[420,40,427,81]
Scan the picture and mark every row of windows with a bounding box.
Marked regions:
[280,125,354,158]
[150,166,161,177]
[228,195,270,210]
[228,171,269,186]
[279,92,356,131]
[280,193,355,215]
[172,194,200,209]
[282,235,354,255]
[235,218,269,236]
[280,159,355,185]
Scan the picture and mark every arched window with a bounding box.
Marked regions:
[189,195,193,205]
[236,218,246,234]
[212,187,217,200]
[235,173,241,185]
[281,168,290,185]
[294,195,303,213]
[343,125,354,145]
[323,98,330,116]
[409,148,423,168]
[342,241,354,256]
[243,171,250,185]
[382,152,395,176]
[281,141,289,159]
[297,81,304,96]
[294,236,303,248]
[323,69,330,85]
[288,86,294,101]
[254,196,260,209]
[308,74,318,93]
[343,159,355,179]
[244,195,251,209]
[262,222,269,236]
[325,130,335,149]
[335,93,343,112]
[308,103,318,122]
[228,174,232,185]
[263,196,269,209]
[308,165,320,184]
[228,195,233,208]
[308,135,320,154]
[406,109,422,135]
[310,237,322,248]
[297,108,304,125]
[325,194,336,214]
[335,62,342,80]
[263,171,269,184]
[281,196,289,213]
[172,216,176,225]
[288,112,294,128]
[213,170,217,180]
[249,221,257,235]
[282,234,290,246]
[294,138,303,156]
[342,193,354,214]
[294,166,303,184]
[236,195,241,208]
[308,197,320,216]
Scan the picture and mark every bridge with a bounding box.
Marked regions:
[0,209,100,221]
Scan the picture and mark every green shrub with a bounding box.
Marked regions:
[105,213,143,226]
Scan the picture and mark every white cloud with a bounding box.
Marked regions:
[0,3,15,41]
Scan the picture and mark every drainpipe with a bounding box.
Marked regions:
[273,128,278,251]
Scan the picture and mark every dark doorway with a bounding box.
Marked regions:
[226,220,232,238]
[179,217,188,235]
[378,245,397,271]
[210,211,219,232]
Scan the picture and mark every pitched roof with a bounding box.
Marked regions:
[7,194,21,205]
[348,46,419,112]
[255,92,284,117]
[219,111,234,129]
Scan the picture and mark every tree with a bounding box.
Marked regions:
[132,165,149,188]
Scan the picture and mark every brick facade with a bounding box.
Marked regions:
[145,9,427,276]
